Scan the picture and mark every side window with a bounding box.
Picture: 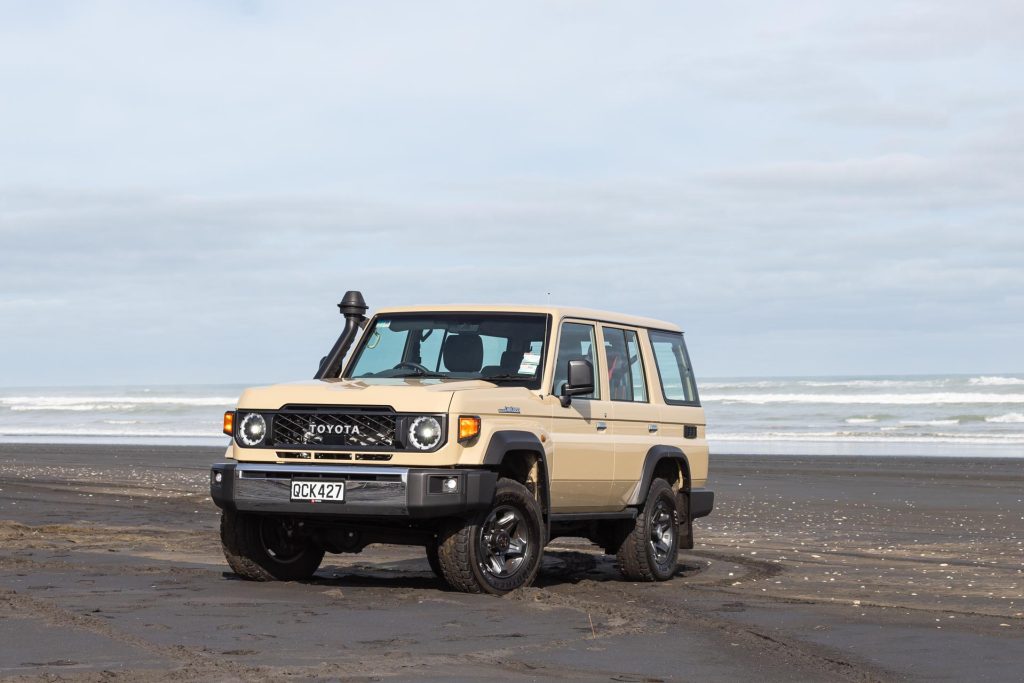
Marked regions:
[625,330,648,402]
[552,322,600,400]
[649,330,699,405]
[602,328,648,402]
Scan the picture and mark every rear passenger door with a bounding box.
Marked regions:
[603,326,658,506]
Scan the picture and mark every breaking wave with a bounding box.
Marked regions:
[701,392,1024,405]
[986,413,1024,424]
[698,380,785,390]
[1,396,236,412]
[968,376,1024,386]
[798,378,948,389]
[0,427,220,438]
[708,431,1024,445]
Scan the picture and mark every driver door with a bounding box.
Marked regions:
[547,320,615,511]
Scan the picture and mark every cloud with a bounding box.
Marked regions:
[0,1,1022,383]
[809,104,949,129]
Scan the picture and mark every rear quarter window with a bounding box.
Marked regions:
[648,330,700,405]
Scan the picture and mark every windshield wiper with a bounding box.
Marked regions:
[391,369,448,379]
[483,373,531,382]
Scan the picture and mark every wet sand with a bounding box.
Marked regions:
[0,444,1021,681]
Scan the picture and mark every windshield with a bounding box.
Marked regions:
[347,313,549,389]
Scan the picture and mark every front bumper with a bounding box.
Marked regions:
[210,462,497,518]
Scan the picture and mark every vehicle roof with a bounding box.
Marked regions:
[372,304,683,333]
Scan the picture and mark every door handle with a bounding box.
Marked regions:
[596,421,608,431]
[648,424,659,433]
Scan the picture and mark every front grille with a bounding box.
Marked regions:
[239,469,403,482]
[273,452,392,462]
[271,411,397,450]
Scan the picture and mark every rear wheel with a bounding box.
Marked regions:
[425,543,447,585]
[220,510,324,581]
[617,478,679,581]
[436,478,544,595]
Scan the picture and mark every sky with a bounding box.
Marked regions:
[1,1,1022,386]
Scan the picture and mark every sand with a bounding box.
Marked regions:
[0,444,1021,681]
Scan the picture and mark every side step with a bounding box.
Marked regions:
[548,509,638,523]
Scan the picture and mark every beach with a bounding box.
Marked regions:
[0,444,1020,681]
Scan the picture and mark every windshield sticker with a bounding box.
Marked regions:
[519,353,540,374]
[378,320,391,329]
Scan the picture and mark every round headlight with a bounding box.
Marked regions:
[408,416,442,451]
[238,413,267,447]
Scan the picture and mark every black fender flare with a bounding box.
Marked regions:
[626,445,692,506]
[481,430,551,517]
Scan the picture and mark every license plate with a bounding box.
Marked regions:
[290,479,345,503]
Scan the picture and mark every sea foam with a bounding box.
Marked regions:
[986,413,1024,423]
[968,376,1024,386]
[708,431,1024,445]
[799,379,947,389]
[700,392,1024,405]
[0,427,220,438]
[1,396,237,411]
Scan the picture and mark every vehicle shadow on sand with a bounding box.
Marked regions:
[236,550,707,592]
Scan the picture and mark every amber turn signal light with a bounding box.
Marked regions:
[457,415,481,442]
[223,411,235,437]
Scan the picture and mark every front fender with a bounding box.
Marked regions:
[477,430,551,518]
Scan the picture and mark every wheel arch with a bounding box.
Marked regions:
[481,430,551,519]
[626,445,692,506]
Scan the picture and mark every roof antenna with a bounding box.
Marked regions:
[546,291,551,304]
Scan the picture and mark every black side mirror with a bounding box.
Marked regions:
[560,359,595,407]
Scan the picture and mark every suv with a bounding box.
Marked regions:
[211,291,713,594]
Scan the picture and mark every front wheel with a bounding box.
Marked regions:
[436,478,544,594]
[425,542,448,586]
[617,478,679,581]
[220,510,325,581]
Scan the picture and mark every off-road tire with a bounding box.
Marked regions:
[436,477,544,595]
[425,543,447,585]
[617,478,679,581]
[220,510,325,581]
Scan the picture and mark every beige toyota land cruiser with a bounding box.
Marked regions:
[211,291,713,594]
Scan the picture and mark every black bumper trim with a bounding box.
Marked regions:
[210,462,236,510]
[689,488,714,519]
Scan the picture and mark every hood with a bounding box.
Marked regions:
[236,378,497,413]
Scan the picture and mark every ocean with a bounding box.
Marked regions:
[1,375,1022,457]
[702,374,1024,457]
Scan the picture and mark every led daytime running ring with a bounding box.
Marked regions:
[408,416,442,450]
[238,412,267,447]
